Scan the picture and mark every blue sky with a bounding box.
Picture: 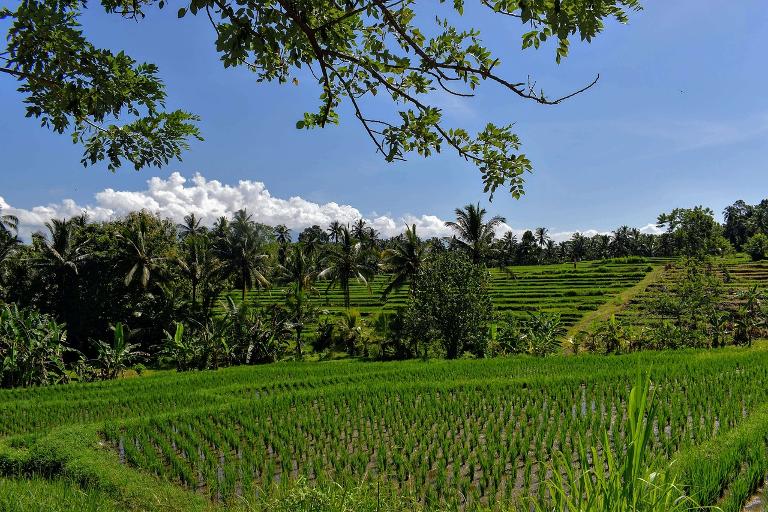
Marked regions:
[2,0,767,237]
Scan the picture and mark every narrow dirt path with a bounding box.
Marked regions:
[566,263,667,338]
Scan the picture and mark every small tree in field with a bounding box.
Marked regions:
[744,233,768,261]
[656,206,731,258]
[410,253,492,359]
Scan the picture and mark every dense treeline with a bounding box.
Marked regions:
[0,200,765,387]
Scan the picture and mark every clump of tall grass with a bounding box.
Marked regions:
[530,374,699,512]
[237,478,422,512]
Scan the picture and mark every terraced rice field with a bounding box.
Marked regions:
[487,259,658,325]
[617,255,768,327]
[3,347,768,511]
[227,259,659,338]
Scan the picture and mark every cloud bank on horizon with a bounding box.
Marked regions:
[0,172,663,241]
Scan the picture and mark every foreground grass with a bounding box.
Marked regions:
[0,477,121,512]
[3,345,768,511]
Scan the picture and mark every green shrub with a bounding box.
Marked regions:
[490,311,563,357]
[0,304,69,388]
[744,233,768,261]
[410,254,493,359]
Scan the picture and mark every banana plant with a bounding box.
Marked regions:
[162,322,202,371]
[95,322,146,380]
[0,304,69,388]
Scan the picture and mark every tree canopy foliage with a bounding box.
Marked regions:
[2,0,640,196]
[723,199,768,250]
[657,206,731,258]
[410,252,492,358]
[1,195,767,386]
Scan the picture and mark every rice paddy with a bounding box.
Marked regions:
[2,344,768,511]
[228,258,659,339]
[617,255,768,327]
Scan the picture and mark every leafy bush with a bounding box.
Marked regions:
[162,300,293,371]
[161,322,201,371]
[0,304,69,388]
[409,254,493,358]
[333,309,370,357]
[523,312,564,356]
[733,285,765,347]
[94,323,146,380]
[744,233,768,261]
[372,309,419,360]
[489,311,563,357]
[311,317,335,353]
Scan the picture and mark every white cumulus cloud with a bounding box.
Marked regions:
[0,173,455,240]
[0,172,657,242]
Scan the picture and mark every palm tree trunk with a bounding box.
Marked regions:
[296,325,303,358]
[241,266,247,303]
[343,277,350,309]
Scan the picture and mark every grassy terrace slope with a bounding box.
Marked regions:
[3,347,768,511]
[226,259,659,337]
[617,254,768,327]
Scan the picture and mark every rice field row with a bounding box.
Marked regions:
[104,355,763,508]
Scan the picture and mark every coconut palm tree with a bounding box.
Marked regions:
[279,244,318,293]
[319,227,373,309]
[592,234,611,259]
[445,203,506,264]
[0,211,20,272]
[299,225,328,255]
[274,225,291,246]
[570,232,587,268]
[212,216,229,239]
[216,210,270,303]
[0,212,19,238]
[118,215,168,289]
[279,244,319,356]
[365,226,380,248]
[534,227,549,249]
[327,221,343,244]
[178,213,203,239]
[534,227,549,263]
[499,231,518,266]
[352,218,368,240]
[177,232,222,309]
[380,224,429,299]
[611,225,632,257]
[0,234,18,270]
[274,224,291,266]
[628,227,642,255]
[37,218,91,346]
[39,219,90,280]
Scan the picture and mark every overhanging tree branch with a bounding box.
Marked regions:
[2,0,641,197]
